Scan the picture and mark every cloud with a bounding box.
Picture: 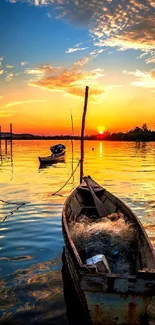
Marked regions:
[24,68,44,77]
[66,47,88,53]
[72,56,90,68]
[123,69,155,88]
[6,65,13,69]
[145,56,155,64]
[104,84,123,91]
[5,99,46,108]
[75,42,83,47]
[9,0,155,63]
[90,48,105,59]
[150,70,155,79]
[0,57,3,69]
[0,69,4,75]
[148,0,155,7]
[0,110,13,118]
[21,61,28,66]
[27,57,105,100]
[5,73,14,81]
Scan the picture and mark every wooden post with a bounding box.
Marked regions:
[10,123,12,140]
[80,86,89,183]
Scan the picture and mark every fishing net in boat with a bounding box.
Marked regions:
[70,213,136,274]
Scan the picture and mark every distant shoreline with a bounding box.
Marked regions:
[1,134,155,142]
[1,126,155,142]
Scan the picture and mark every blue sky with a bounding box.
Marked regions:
[0,0,90,66]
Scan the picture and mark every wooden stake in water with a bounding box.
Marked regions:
[10,123,12,140]
[80,86,89,183]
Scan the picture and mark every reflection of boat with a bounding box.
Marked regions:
[50,144,66,154]
[62,87,155,325]
[38,151,65,165]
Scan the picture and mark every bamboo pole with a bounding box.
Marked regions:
[70,113,74,186]
[80,86,89,183]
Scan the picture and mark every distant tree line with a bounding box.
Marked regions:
[98,123,155,141]
[1,123,155,141]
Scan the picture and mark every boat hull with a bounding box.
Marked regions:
[38,151,65,165]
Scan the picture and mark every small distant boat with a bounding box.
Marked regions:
[50,143,66,154]
[38,150,65,165]
[38,143,66,166]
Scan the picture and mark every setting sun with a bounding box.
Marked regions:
[97,126,105,135]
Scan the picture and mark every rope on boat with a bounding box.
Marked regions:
[52,160,80,196]
[0,200,29,225]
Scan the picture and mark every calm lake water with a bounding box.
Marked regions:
[0,140,155,324]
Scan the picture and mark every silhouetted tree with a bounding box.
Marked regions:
[134,126,141,132]
[142,123,148,132]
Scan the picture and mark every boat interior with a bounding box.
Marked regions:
[65,177,155,275]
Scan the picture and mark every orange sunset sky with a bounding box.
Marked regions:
[0,0,155,135]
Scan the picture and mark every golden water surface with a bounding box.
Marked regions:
[0,140,155,324]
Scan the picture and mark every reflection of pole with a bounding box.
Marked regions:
[10,137,13,159]
[10,140,13,181]
[9,123,13,180]
[0,126,1,151]
[5,139,7,155]
[10,123,12,157]
[0,126,1,160]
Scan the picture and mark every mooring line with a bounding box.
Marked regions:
[0,199,24,205]
[52,160,80,196]
[0,201,29,225]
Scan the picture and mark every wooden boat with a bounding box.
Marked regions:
[38,151,65,165]
[62,176,155,325]
[62,87,155,325]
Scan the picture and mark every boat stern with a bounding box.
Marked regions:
[83,291,150,325]
[81,274,155,325]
